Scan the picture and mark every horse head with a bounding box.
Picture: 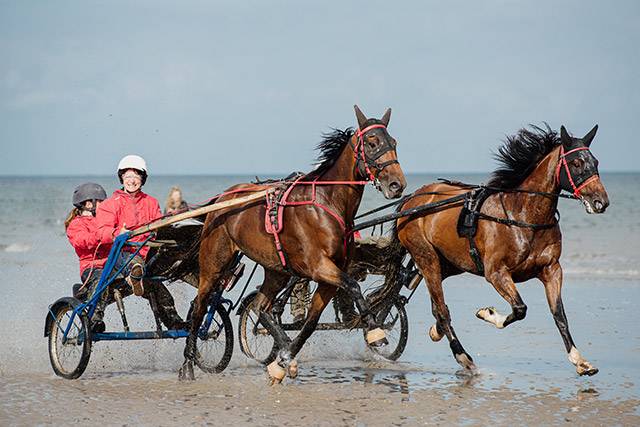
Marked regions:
[353,105,407,199]
[557,125,609,214]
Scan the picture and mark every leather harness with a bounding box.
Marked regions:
[265,124,399,271]
[454,144,599,275]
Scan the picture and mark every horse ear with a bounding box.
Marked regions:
[560,125,572,145]
[381,108,392,126]
[583,124,598,147]
[354,105,368,129]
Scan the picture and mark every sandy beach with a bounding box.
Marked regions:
[2,366,638,426]
[1,275,638,426]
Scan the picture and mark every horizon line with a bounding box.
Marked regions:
[0,169,638,178]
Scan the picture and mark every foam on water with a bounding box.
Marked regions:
[2,243,31,253]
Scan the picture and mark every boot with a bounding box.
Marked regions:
[153,282,188,330]
[333,288,358,324]
[290,279,309,324]
[126,263,145,296]
[85,278,108,333]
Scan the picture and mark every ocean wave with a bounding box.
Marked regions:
[563,267,640,278]
[2,243,31,253]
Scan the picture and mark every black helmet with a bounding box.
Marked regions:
[72,183,107,209]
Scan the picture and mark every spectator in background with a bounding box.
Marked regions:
[164,185,189,215]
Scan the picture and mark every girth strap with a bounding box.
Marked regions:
[264,176,359,270]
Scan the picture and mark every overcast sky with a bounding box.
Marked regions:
[1,1,638,176]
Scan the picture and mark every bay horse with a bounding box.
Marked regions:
[179,106,407,382]
[387,124,608,376]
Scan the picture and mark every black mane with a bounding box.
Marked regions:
[306,127,354,179]
[488,124,560,188]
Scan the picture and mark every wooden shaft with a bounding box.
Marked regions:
[129,189,268,237]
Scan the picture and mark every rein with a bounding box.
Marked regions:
[352,178,580,232]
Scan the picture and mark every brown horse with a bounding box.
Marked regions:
[389,124,608,376]
[179,106,407,382]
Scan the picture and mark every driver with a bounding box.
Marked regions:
[65,182,111,332]
[96,155,185,329]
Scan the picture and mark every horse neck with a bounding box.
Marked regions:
[314,136,365,221]
[510,145,562,221]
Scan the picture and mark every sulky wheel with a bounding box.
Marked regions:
[237,292,278,365]
[46,298,92,379]
[366,298,409,361]
[194,304,234,374]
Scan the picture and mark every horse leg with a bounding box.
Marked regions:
[283,283,338,379]
[254,270,298,385]
[476,268,527,329]
[179,232,235,381]
[428,297,446,342]
[311,257,387,347]
[539,262,598,376]
[414,246,476,371]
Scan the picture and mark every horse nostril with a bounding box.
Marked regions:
[594,200,604,211]
[389,181,400,192]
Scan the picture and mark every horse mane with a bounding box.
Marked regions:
[305,127,355,179]
[487,123,560,188]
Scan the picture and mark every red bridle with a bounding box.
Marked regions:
[354,124,393,182]
[555,146,599,197]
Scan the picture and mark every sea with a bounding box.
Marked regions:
[0,173,638,424]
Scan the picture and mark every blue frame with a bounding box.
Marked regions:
[57,232,229,344]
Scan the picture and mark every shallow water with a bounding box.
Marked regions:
[1,174,639,424]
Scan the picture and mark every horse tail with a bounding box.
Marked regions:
[366,223,407,309]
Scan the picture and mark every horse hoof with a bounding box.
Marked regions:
[577,363,599,377]
[455,352,477,372]
[267,361,286,384]
[475,306,495,320]
[366,328,387,347]
[476,307,505,329]
[428,324,444,342]
[286,360,298,379]
[268,376,283,386]
[178,361,195,381]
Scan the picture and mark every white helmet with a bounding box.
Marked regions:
[117,154,148,185]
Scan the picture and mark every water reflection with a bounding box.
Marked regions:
[362,370,411,401]
[291,361,488,402]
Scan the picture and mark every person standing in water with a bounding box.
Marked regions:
[96,154,185,329]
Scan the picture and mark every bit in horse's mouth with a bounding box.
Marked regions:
[581,197,595,214]
[371,178,382,192]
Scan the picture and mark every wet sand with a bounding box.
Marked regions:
[1,275,639,425]
[1,366,638,426]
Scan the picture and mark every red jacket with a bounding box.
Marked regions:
[96,190,162,258]
[96,189,162,259]
[66,215,111,276]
